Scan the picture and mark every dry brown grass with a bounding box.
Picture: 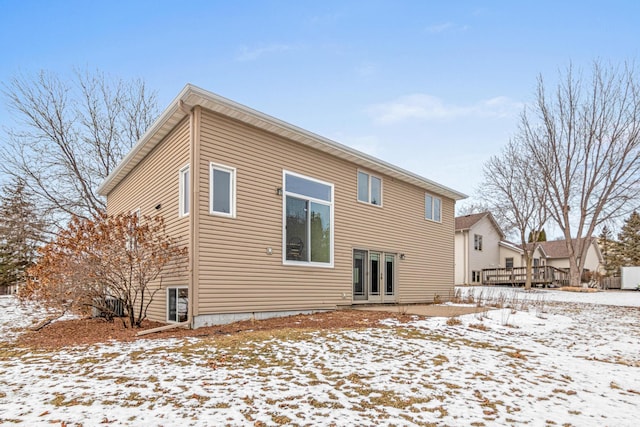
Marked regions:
[557,287,600,293]
[13,309,417,349]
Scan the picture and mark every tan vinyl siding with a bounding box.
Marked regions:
[106,118,191,321]
[195,109,455,316]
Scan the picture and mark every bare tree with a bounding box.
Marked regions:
[519,61,640,287]
[455,201,491,216]
[1,69,158,227]
[482,139,548,289]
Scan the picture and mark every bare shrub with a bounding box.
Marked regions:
[446,317,462,326]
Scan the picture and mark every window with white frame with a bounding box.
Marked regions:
[357,171,382,206]
[179,165,190,217]
[283,171,333,266]
[210,162,236,217]
[167,287,188,322]
[474,234,483,251]
[425,193,441,222]
[472,270,481,283]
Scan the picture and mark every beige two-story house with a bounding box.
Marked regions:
[98,85,466,328]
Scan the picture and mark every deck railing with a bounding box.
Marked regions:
[481,266,569,287]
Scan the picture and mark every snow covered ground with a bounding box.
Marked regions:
[1,288,639,426]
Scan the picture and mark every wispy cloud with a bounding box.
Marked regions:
[235,43,297,61]
[426,22,469,33]
[367,94,522,124]
[355,62,376,78]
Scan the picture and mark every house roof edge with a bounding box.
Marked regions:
[98,84,468,200]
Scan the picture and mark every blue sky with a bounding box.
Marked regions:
[1,0,639,206]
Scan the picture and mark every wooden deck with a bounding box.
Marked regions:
[482,266,569,287]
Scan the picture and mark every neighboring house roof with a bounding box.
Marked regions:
[534,238,603,262]
[454,211,505,239]
[455,212,486,231]
[499,240,524,254]
[536,239,570,258]
[97,84,467,201]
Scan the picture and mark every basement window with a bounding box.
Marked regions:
[167,287,188,323]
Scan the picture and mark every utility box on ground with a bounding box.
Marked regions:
[620,266,640,290]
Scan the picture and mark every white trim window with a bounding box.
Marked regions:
[179,164,190,217]
[474,234,483,251]
[425,193,441,222]
[210,162,236,217]
[167,287,188,323]
[472,270,481,283]
[357,171,382,206]
[283,171,334,267]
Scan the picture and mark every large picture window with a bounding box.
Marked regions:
[357,171,382,206]
[210,162,236,217]
[425,193,441,222]
[283,171,333,266]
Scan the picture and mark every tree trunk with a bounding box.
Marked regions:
[565,237,583,287]
[524,252,532,290]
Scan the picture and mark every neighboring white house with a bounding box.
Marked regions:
[455,212,603,285]
[499,240,526,269]
[455,212,504,285]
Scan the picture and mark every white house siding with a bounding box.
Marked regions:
[454,232,466,285]
[466,216,502,284]
[499,245,524,268]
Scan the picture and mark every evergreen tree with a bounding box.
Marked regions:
[528,229,547,242]
[617,211,640,266]
[0,178,46,292]
[599,225,622,276]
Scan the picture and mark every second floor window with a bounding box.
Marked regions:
[210,163,236,217]
[357,171,382,206]
[474,234,483,251]
[425,194,441,222]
